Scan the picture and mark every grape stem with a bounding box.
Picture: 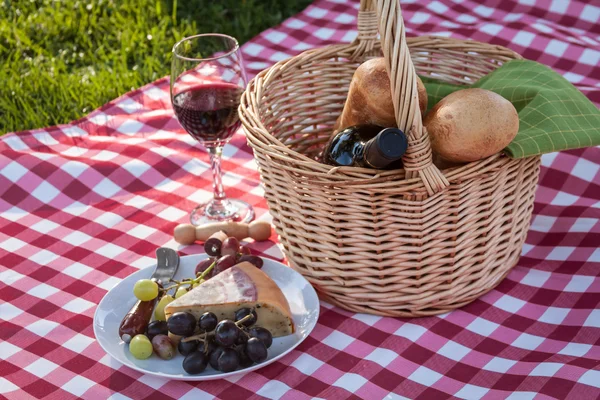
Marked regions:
[235,314,253,327]
[180,314,254,343]
[182,332,214,343]
[161,260,216,293]
[203,332,210,355]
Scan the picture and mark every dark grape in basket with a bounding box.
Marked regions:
[167,312,196,337]
[238,255,263,268]
[152,334,176,360]
[146,320,168,341]
[195,258,215,277]
[214,254,237,275]
[235,344,254,368]
[214,320,240,347]
[199,311,218,332]
[183,351,208,374]
[221,237,240,257]
[234,308,257,327]
[249,327,273,349]
[246,337,268,363]
[178,338,199,356]
[209,347,225,370]
[217,348,241,372]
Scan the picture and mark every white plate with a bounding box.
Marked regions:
[93,254,319,381]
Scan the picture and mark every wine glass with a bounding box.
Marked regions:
[171,33,254,226]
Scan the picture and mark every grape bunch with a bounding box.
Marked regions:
[178,308,273,374]
[128,307,274,374]
[128,307,274,375]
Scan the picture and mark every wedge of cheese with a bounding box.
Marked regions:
[164,262,294,337]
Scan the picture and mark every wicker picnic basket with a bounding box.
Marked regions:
[238,0,541,317]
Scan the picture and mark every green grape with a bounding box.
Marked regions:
[133,279,159,301]
[154,294,174,321]
[129,334,153,359]
[175,287,188,299]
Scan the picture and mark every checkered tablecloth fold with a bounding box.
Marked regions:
[1,0,599,399]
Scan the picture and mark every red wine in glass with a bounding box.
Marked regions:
[171,33,253,226]
[172,82,243,144]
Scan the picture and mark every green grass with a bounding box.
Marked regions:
[0,0,311,135]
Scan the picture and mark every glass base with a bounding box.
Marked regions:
[190,199,254,226]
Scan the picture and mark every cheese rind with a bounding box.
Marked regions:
[164,262,294,337]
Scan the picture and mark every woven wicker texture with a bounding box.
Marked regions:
[239,0,541,317]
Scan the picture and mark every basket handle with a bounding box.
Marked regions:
[355,0,449,196]
[351,0,379,59]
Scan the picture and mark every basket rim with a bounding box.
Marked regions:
[239,35,527,189]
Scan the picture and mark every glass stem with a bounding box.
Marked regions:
[207,146,228,209]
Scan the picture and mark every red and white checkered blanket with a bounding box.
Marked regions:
[1,0,599,399]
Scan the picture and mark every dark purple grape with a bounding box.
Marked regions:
[239,246,252,256]
[221,237,240,257]
[167,312,196,337]
[209,347,225,370]
[217,348,240,372]
[214,254,237,275]
[204,240,221,257]
[246,337,268,363]
[152,334,176,360]
[146,320,168,341]
[214,320,240,347]
[248,327,273,349]
[178,338,199,356]
[183,351,208,374]
[234,308,257,327]
[236,331,249,345]
[235,344,253,368]
[195,258,216,277]
[199,312,218,332]
[238,255,263,268]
